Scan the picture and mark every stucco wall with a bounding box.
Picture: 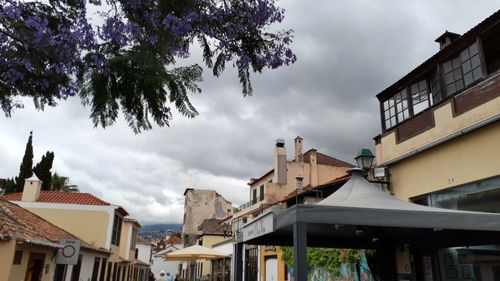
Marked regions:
[136,244,151,264]
[182,190,233,236]
[19,207,111,249]
[390,123,500,200]
[119,223,132,259]
[7,244,55,281]
[0,240,15,281]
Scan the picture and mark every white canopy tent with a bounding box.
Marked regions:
[235,168,500,280]
[164,244,229,261]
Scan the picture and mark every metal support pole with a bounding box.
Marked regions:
[293,221,307,281]
[233,242,243,281]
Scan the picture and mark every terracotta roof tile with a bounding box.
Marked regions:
[0,199,108,254]
[1,191,110,205]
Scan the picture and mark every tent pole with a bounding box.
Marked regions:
[293,222,307,281]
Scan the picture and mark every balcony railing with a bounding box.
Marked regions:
[235,200,254,213]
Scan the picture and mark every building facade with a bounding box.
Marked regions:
[2,177,146,281]
[232,137,354,281]
[0,199,110,281]
[374,9,500,281]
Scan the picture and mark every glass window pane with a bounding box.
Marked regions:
[419,91,428,101]
[452,57,461,69]
[411,83,418,94]
[389,107,395,116]
[447,83,456,94]
[388,98,394,107]
[397,112,404,122]
[443,61,452,73]
[471,55,481,68]
[469,42,478,55]
[414,101,428,115]
[456,79,464,91]
[472,67,482,80]
[385,119,391,128]
[418,80,426,90]
[453,68,462,80]
[462,60,472,73]
[412,93,420,104]
[397,102,402,112]
[461,49,470,61]
[384,100,389,110]
[464,72,473,86]
[445,72,454,84]
[391,116,396,126]
[402,99,408,109]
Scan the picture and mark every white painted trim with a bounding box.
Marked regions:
[11,201,115,212]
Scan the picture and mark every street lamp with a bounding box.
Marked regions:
[354,148,375,170]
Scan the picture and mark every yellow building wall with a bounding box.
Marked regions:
[390,123,500,200]
[24,208,111,248]
[260,246,286,281]
[380,96,500,164]
[109,245,121,262]
[7,245,55,281]
[0,240,16,281]
[119,223,132,259]
[200,235,227,277]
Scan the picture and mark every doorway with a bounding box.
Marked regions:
[265,256,278,281]
[24,253,46,281]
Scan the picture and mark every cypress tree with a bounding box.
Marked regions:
[33,151,55,190]
[16,131,34,192]
[4,178,17,194]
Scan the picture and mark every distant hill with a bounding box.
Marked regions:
[139,223,182,239]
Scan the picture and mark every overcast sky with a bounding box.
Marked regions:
[1,1,499,225]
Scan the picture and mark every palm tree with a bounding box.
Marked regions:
[51,172,79,192]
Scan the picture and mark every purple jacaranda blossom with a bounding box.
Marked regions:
[162,15,192,37]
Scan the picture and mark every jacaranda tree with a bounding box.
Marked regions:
[0,0,295,132]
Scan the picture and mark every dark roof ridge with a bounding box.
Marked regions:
[376,9,500,101]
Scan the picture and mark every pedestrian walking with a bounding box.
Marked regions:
[165,272,173,281]
[155,271,166,281]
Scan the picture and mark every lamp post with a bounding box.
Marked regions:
[354,148,375,170]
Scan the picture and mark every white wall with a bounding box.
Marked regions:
[150,247,183,278]
[136,244,152,264]
[64,251,107,281]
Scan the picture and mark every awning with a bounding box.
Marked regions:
[235,168,500,281]
[164,244,229,261]
[241,169,500,249]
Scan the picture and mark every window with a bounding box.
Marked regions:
[383,89,409,129]
[431,70,443,104]
[410,80,432,115]
[252,189,257,204]
[91,257,100,281]
[70,256,83,281]
[461,42,483,86]
[443,56,464,96]
[99,258,107,281]
[13,250,22,264]
[259,185,264,201]
[111,214,122,246]
[130,227,137,250]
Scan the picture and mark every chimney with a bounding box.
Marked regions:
[294,136,303,162]
[295,177,303,193]
[21,175,42,202]
[435,30,461,50]
[309,149,318,187]
[273,139,287,185]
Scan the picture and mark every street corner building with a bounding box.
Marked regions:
[0,198,110,281]
[1,176,150,281]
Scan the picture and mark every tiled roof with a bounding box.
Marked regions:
[0,199,108,254]
[281,174,351,202]
[165,235,182,245]
[1,191,111,205]
[377,9,500,101]
[303,150,355,167]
